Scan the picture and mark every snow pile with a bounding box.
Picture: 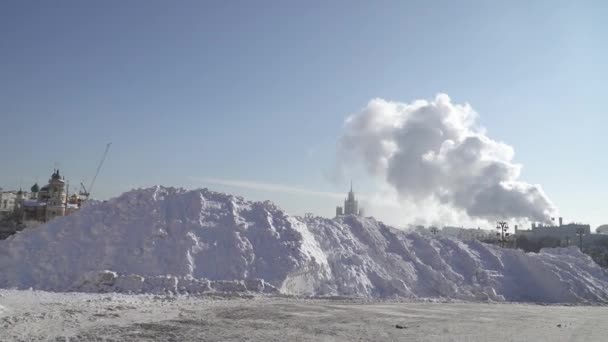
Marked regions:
[0,187,329,295]
[307,216,608,303]
[0,186,607,303]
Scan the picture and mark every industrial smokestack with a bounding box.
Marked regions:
[559,217,563,226]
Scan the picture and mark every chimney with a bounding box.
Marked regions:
[514,225,518,235]
[559,217,563,226]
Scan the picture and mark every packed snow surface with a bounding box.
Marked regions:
[0,186,607,303]
[3,291,608,342]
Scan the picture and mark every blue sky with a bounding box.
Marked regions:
[1,1,606,228]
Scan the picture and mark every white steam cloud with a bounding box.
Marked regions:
[337,94,555,223]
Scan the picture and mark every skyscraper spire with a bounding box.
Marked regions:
[336,181,363,217]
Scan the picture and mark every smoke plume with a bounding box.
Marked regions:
[337,94,555,223]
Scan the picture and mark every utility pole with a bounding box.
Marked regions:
[496,221,510,248]
[576,228,586,251]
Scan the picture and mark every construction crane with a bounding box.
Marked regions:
[79,182,89,199]
[80,143,111,201]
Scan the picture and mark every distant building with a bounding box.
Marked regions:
[1,169,85,240]
[516,217,591,243]
[596,225,608,234]
[17,169,82,223]
[441,226,492,241]
[336,182,364,217]
[0,190,28,219]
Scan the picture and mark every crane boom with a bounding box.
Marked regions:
[79,182,89,198]
[87,143,111,199]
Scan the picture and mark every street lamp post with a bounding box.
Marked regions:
[576,228,586,251]
[496,221,510,248]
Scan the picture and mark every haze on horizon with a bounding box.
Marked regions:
[1,1,606,229]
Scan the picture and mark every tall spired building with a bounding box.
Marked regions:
[336,182,364,217]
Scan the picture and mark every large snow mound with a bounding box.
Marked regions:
[0,187,328,295]
[0,186,607,303]
[308,216,608,303]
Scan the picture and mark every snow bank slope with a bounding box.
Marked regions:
[307,216,608,303]
[0,187,330,294]
[0,186,607,303]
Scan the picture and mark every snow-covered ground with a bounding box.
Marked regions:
[1,290,607,342]
[1,186,607,303]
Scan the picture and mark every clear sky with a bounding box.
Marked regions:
[1,1,606,228]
